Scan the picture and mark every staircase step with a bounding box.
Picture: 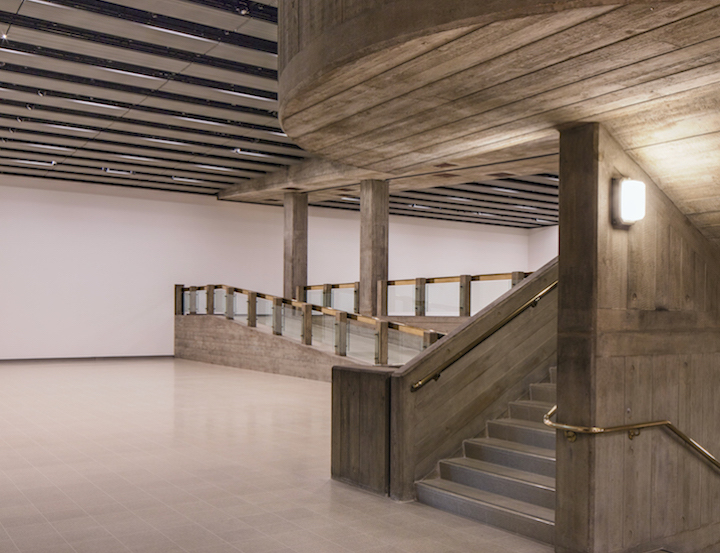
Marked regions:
[439,457,555,509]
[487,418,556,449]
[530,382,557,403]
[416,479,554,544]
[549,366,557,383]
[464,437,555,478]
[508,400,554,423]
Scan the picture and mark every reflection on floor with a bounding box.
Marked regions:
[0,358,553,553]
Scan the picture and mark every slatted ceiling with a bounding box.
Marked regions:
[301,174,559,228]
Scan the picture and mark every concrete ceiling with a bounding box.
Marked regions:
[277,1,720,244]
[0,0,560,229]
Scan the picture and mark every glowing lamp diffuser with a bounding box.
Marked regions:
[613,178,646,227]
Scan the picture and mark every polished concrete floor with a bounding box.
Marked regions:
[0,358,553,553]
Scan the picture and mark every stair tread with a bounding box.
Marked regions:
[441,457,555,490]
[417,478,555,523]
[490,417,555,433]
[531,383,557,390]
[465,437,555,459]
[509,399,555,408]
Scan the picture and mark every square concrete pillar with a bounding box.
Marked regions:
[283,192,308,299]
[359,179,388,316]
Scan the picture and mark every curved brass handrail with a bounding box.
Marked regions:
[410,280,558,392]
[544,405,720,471]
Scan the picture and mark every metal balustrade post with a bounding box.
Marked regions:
[323,283,332,308]
[301,303,313,345]
[225,286,234,320]
[189,286,197,314]
[353,282,360,313]
[175,285,184,315]
[459,275,471,316]
[247,292,257,327]
[377,280,388,317]
[415,278,427,316]
[207,285,216,315]
[375,320,389,365]
[335,312,347,356]
[272,297,283,335]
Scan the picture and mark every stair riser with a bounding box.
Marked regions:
[416,484,554,545]
[487,421,556,449]
[508,402,552,423]
[530,384,557,403]
[440,463,555,509]
[463,442,555,478]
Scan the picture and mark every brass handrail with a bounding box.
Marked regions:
[544,405,720,471]
[410,280,558,392]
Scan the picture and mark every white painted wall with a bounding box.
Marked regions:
[1,179,556,359]
[528,225,559,271]
[0,182,284,360]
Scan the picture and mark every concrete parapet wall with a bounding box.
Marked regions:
[175,315,360,382]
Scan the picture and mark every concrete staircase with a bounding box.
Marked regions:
[416,367,557,545]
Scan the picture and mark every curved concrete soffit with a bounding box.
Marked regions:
[278,0,649,124]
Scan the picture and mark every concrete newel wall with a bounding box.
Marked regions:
[556,123,720,553]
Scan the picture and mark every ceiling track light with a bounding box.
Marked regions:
[14,159,56,166]
[102,168,133,175]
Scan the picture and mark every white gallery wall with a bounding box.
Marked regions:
[1,180,557,360]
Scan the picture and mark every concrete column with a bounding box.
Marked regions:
[283,192,308,299]
[359,179,389,316]
[556,122,600,553]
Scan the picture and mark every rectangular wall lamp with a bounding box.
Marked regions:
[612,178,646,228]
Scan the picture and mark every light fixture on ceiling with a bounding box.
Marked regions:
[103,168,133,175]
[172,176,204,183]
[195,164,233,172]
[232,148,271,158]
[612,178,646,227]
[341,196,360,202]
[238,2,250,15]
[13,159,56,166]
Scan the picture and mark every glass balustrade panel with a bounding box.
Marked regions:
[311,309,335,351]
[306,290,322,307]
[196,290,207,315]
[471,279,512,315]
[346,321,376,365]
[387,284,414,316]
[256,297,273,328]
[425,281,460,316]
[213,288,226,315]
[282,305,302,342]
[331,288,355,312]
[183,291,190,314]
[234,292,248,323]
[388,328,424,365]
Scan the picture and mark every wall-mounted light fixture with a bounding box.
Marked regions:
[612,178,646,228]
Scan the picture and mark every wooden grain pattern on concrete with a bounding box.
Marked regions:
[174,315,370,382]
[273,1,720,250]
[389,259,558,500]
[557,122,720,553]
[331,365,395,495]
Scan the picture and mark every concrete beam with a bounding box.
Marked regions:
[283,192,308,299]
[359,179,389,316]
[218,157,391,202]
